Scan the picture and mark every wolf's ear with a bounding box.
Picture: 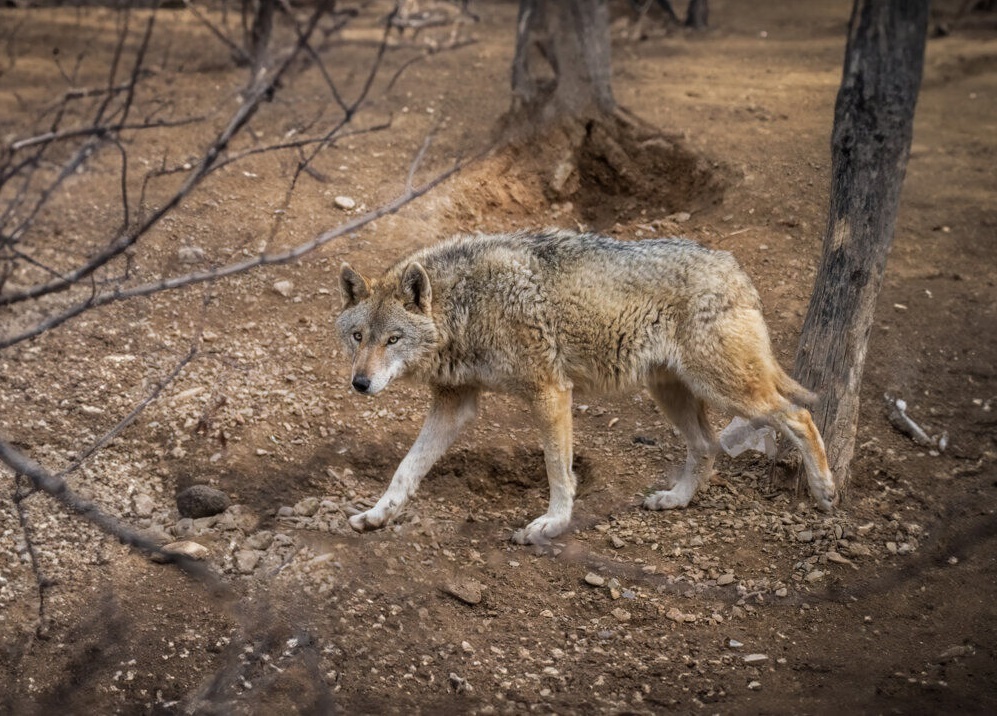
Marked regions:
[340,263,371,309]
[399,262,432,315]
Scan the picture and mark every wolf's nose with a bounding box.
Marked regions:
[352,375,371,393]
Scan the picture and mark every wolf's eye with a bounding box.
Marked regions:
[386,335,400,345]
[352,332,362,343]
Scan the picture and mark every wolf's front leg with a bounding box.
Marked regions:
[513,385,576,545]
[349,386,478,532]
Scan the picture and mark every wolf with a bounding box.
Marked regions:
[336,230,837,545]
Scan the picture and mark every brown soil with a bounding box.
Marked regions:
[1,1,996,714]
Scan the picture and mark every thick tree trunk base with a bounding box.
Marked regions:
[490,108,732,230]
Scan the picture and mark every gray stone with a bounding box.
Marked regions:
[176,485,231,519]
[584,572,605,587]
[245,530,274,551]
[294,496,321,517]
[178,245,206,264]
[154,540,209,562]
[442,578,483,605]
[132,493,156,518]
[234,549,261,574]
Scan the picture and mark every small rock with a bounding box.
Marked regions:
[611,608,631,622]
[743,653,769,664]
[825,550,856,568]
[277,506,295,518]
[442,578,483,605]
[245,531,274,551]
[726,638,743,649]
[234,549,260,574]
[667,211,692,223]
[938,645,972,661]
[584,572,606,587]
[610,535,626,549]
[178,245,206,264]
[176,485,231,519]
[774,587,789,598]
[272,279,294,297]
[748,680,762,691]
[294,497,320,517]
[448,672,471,694]
[844,542,872,558]
[717,573,736,586]
[805,570,825,582]
[796,530,814,543]
[665,607,686,623]
[192,514,219,531]
[154,540,209,563]
[334,195,356,210]
[132,493,156,518]
[139,526,171,546]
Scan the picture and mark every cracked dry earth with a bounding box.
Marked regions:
[2,1,996,714]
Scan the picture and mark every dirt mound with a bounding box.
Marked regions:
[447,110,734,232]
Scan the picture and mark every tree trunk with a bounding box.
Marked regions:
[511,0,615,124]
[794,0,930,491]
[685,0,708,29]
[245,0,276,79]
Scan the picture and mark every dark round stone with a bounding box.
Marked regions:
[176,485,231,519]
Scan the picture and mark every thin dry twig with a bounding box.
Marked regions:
[13,473,53,640]
[56,301,207,479]
[181,0,252,66]
[0,4,328,309]
[0,145,475,349]
[0,437,224,585]
[9,116,207,152]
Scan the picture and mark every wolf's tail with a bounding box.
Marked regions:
[775,368,818,408]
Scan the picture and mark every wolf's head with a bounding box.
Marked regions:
[335,261,439,395]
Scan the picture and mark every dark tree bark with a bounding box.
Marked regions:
[511,0,615,123]
[245,0,276,79]
[794,0,930,490]
[685,0,708,29]
[628,0,681,24]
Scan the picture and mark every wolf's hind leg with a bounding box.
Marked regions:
[767,406,837,512]
[513,385,576,545]
[644,371,718,510]
[349,386,478,532]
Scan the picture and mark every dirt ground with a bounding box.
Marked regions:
[1,1,996,714]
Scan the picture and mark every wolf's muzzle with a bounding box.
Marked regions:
[351,375,372,394]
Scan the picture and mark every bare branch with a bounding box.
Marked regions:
[0,5,329,308]
[57,320,203,479]
[13,474,53,640]
[0,148,475,348]
[181,0,252,66]
[0,437,225,584]
[9,116,207,152]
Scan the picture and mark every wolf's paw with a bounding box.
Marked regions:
[813,484,838,513]
[512,513,570,545]
[348,505,391,532]
[643,489,692,511]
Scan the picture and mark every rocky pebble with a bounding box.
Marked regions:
[176,485,231,519]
